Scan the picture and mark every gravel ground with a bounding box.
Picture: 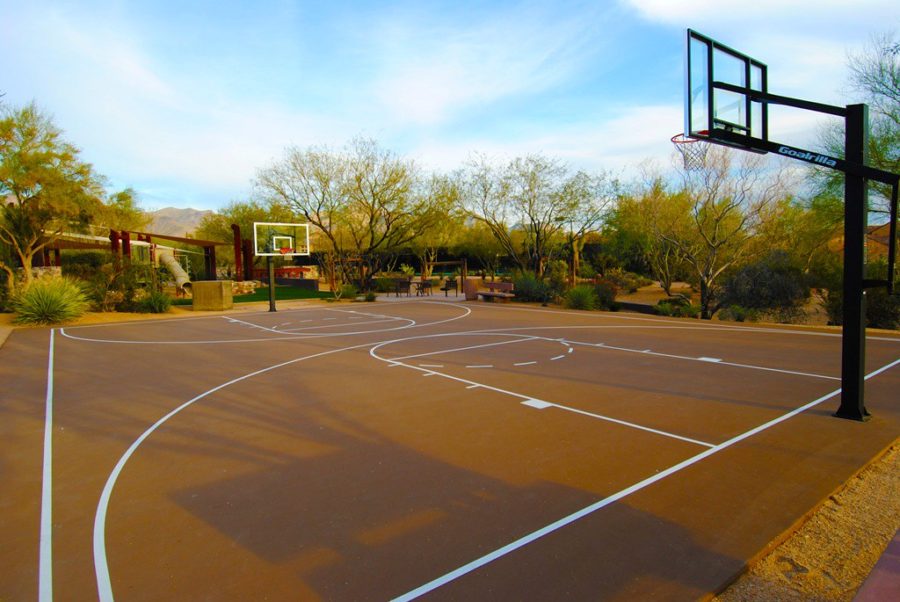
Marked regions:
[714,442,900,601]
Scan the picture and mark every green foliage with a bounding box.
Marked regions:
[364,291,377,302]
[511,271,552,303]
[372,277,398,293]
[563,285,597,310]
[722,252,810,322]
[338,283,358,299]
[593,279,619,310]
[173,285,330,305]
[604,268,651,293]
[717,305,760,323]
[656,299,701,318]
[11,277,89,324]
[819,260,899,329]
[544,260,569,298]
[398,264,415,277]
[135,290,172,313]
[0,102,105,284]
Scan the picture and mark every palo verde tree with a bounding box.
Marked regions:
[461,154,607,278]
[608,179,691,296]
[654,145,791,319]
[408,173,465,279]
[815,32,899,217]
[0,102,105,287]
[256,138,438,288]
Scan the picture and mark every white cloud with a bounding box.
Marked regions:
[408,103,685,178]
[368,5,613,125]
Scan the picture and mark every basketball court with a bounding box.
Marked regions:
[2,298,899,600]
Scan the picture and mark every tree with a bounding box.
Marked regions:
[653,146,790,318]
[0,103,105,286]
[453,221,505,279]
[607,180,691,296]
[814,32,899,216]
[557,170,616,285]
[195,199,294,272]
[408,174,465,278]
[256,138,435,288]
[461,155,603,278]
[96,188,150,231]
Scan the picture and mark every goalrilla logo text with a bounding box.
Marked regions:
[777,146,837,167]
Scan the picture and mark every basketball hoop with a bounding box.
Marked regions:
[279,247,293,256]
[671,132,709,170]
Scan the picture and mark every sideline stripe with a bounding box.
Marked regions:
[39,329,55,601]
[392,357,900,601]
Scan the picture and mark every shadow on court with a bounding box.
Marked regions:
[168,402,738,600]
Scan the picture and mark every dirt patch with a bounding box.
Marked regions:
[714,442,900,601]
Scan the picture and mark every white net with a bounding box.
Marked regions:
[671,133,709,170]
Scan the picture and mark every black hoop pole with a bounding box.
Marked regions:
[267,255,277,313]
[834,104,869,420]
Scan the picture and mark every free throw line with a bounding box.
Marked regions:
[392,357,900,601]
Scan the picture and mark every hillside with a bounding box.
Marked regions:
[146,207,215,237]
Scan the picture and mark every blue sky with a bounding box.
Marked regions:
[1,0,896,211]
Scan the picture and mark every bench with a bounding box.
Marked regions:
[477,281,515,302]
[439,278,457,296]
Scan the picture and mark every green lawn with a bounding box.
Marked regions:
[172,284,333,305]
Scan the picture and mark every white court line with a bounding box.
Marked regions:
[39,329,55,602]
[393,357,900,601]
[92,339,387,602]
[561,338,839,381]
[388,335,541,362]
[221,316,283,334]
[514,361,537,367]
[470,303,900,342]
[278,318,409,332]
[60,304,472,346]
[369,340,710,448]
[550,355,566,361]
[541,403,715,448]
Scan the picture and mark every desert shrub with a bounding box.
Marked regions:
[722,252,809,319]
[824,287,899,330]
[674,303,702,318]
[593,279,618,310]
[655,302,675,316]
[338,283,358,299]
[11,277,89,324]
[564,285,597,311]
[656,300,700,318]
[398,264,415,277]
[135,290,172,313]
[364,291,377,302]
[578,263,597,279]
[544,260,570,298]
[512,271,551,303]
[718,305,760,323]
[604,268,651,293]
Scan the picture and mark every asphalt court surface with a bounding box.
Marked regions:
[2,300,899,601]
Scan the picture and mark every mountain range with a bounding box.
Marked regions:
[146,207,214,237]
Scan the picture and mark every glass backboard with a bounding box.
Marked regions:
[253,222,310,257]
[685,29,768,146]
